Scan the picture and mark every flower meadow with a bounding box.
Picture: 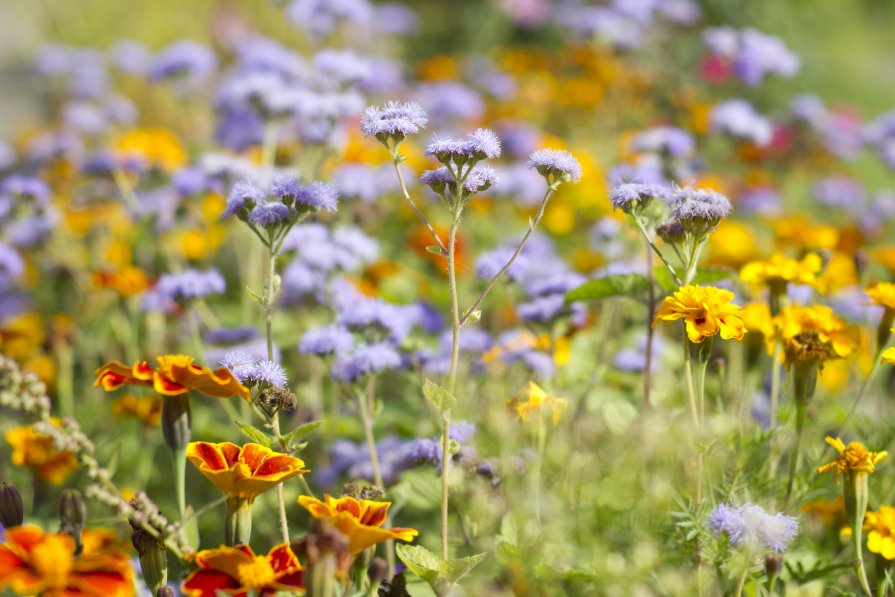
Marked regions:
[1,1,895,595]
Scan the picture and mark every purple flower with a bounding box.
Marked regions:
[630,127,694,158]
[420,167,455,195]
[710,99,773,146]
[0,244,23,287]
[220,350,257,383]
[361,101,428,139]
[270,174,302,200]
[287,0,374,40]
[299,325,355,355]
[426,128,502,163]
[709,503,798,553]
[463,165,499,193]
[296,181,339,212]
[223,179,265,219]
[528,149,582,183]
[702,27,799,86]
[414,81,485,125]
[250,360,289,387]
[813,176,865,209]
[249,202,291,227]
[669,186,732,233]
[331,341,402,382]
[609,182,668,213]
[466,128,502,159]
[148,41,217,83]
[313,49,370,87]
[206,326,260,345]
[155,268,225,302]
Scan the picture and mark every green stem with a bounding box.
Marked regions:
[172,447,186,519]
[683,339,700,428]
[356,389,384,488]
[733,567,748,597]
[392,157,447,254]
[769,344,782,428]
[784,401,806,508]
[225,498,253,546]
[442,207,462,561]
[633,216,683,287]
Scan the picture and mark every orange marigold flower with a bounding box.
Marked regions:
[5,420,78,485]
[91,267,151,297]
[186,442,309,502]
[739,253,822,290]
[182,543,303,597]
[298,494,419,554]
[0,525,134,596]
[817,436,888,481]
[110,394,162,426]
[769,306,858,369]
[865,506,895,560]
[95,355,249,401]
[652,285,747,344]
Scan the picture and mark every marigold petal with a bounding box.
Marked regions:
[182,568,242,597]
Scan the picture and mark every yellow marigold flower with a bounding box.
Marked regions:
[652,285,747,344]
[0,525,134,596]
[110,394,162,426]
[739,253,822,289]
[182,544,303,597]
[769,306,858,368]
[816,251,859,295]
[867,282,895,310]
[739,302,773,338]
[708,220,758,268]
[186,442,308,502]
[865,506,895,560]
[817,436,888,481]
[512,382,568,425]
[91,267,150,297]
[298,494,418,555]
[875,247,895,272]
[94,355,250,401]
[773,216,839,252]
[881,342,895,365]
[0,312,45,360]
[114,128,186,171]
[5,420,78,485]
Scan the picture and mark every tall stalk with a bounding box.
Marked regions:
[441,205,461,560]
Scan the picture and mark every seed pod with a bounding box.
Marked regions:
[0,482,24,528]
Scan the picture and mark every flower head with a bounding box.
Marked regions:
[817,436,888,481]
[361,101,428,141]
[709,503,798,553]
[295,181,339,213]
[5,420,78,485]
[668,186,732,236]
[0,525,133,596]
[95,354,250,401]
[511,381,568,425]
[865,506,895,560]
[769,306,858,369]
[223,179,265,220]
[155,268,225,302]
[609,182,667,214]
[652,285,747,343]
[740,253,823,290]
[527,148,582,184]
[186,442,308,502]
[867,282,895,311]
[182,543,303,597]
[298,494,418,554]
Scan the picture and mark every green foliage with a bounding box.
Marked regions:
[396,543,487,596]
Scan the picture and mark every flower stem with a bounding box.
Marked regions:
[769,344,782,428]
[733,567,748,597]
[838,352,882,436]
[683,340,700,428]
[643,241,655,407]
[356,389,384,488]
[393,158,447,254]
[633,216,683,287]
[442,207,462,561]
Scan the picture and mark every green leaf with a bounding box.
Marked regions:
[236,423,274,448]
[565,274,650,304]
[425,245,444,256]
[439,552,487,585]
[653,266,678,293]
[246,286,265,304]
[281,421,322,451]
[422,379,456,414]
[395,544,440,585]
[692,267,735,285]
[463,310,482,324]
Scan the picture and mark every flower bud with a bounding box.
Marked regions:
[59,489,87,554]
[157,586,175,597]
[367,557,389,584]
[0,482,24,528]
[132,527,168,594]
[161,394,192,452]
[765,553,783,577]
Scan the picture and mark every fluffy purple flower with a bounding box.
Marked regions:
[206,326,260,345]
[313,49,370,86]
[709,503,798,553]
[220,350,257,383]
[223,179,265,219]
[299,325,356,355]
[466,128,502,159]
[426,128,502,164]
[630,127,694,158]
[669,186,732,233]
[702,27,799,86]
[414,81,485,125]
[331,341,402,382]
[287,0,374,40]
[296,181,339,212]
[813,176,865,208]
[527,148,582,183]
[148,41,217,83]
[361,101,428,139]
[420,167,455,195]
[250,360,289,387]
[248,202,291,227]
[1,175,50,205]
[0,244,23,287]
[609,182,668,213]
[270,174,302,200]
[155,268,225,302]
[463,165,499,193]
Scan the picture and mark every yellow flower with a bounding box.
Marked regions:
[739,302,773,338]
[5,420,78,485]
[816,251,858,295]
[773,216,839,252]
[708,221,758,268]
[881,342,895,365]
[867,282,895,310]
[739,253,822,290]
[95,355,250,401]
[298,494,418,555]
[866,506,895,560]
[114,128,186,171]
[0,525,134,596]
[801,496,846,528]
[512,382,568,425]
[186,442,309,503]
[91,267,150,297]
[110,394,162,426]
[652,285,747,344]
[817,436,887,481]
[769,306,858,369]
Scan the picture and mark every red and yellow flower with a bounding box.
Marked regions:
[186,442,308,502]
[0,525,134,596]
[182,544,303,597]
[652,285,747,344]
[95,355,249,401]
[5,419,78,485]
[298,494,418,554]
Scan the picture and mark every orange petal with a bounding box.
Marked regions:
[187,442,228,472]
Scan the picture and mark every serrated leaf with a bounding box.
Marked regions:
[425,245,444,255]
[422,379,455,414]
[565,274,650,304]
[282,421,322,450]
[439,552,487,585]
[464,310,482,324]
[395,544,439,584]
[236,422,274,448]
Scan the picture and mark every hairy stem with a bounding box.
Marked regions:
[393,158,448,254]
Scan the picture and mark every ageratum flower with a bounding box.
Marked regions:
[182,543,303,597]
[148,40,217,83]
[331,341,402,382]
[630,126,695,158]
[298,494,418,554]
[0,526,134,596]
[186,442,308,502]
[652,285,747,344]
[361,101,428,143]
[425,128,501,164]
[155,268,225,302]
[299,324,355,356]
[609,182,668,214]
[295,181,339,212]
[709,503,798,553]
[95,355,250,401]
[817,436,888,481]
[527,148,582,184]
[667,186,732,237]
[710,99,773,146]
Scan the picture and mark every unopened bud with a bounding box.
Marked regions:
[0,483,24,528]
[157,587,175,597]
[368,557,389,584]
[765,553,783,577]
[133,528,168,594]
[161,394,192,452]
